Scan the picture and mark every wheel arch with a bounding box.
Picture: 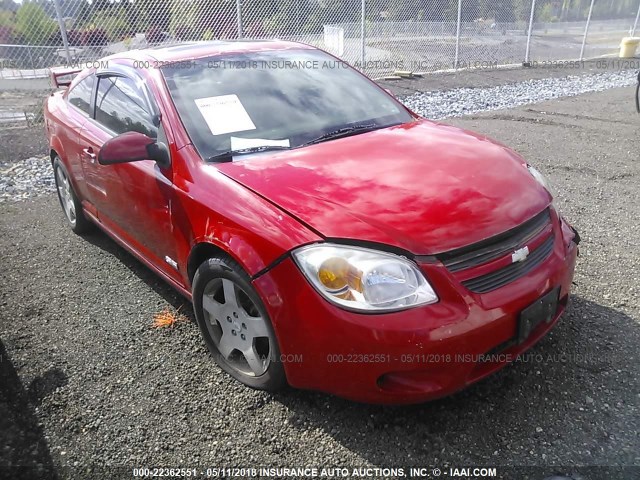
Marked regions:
[50,146,83,197]
[49,134,67,166]
[50,147,63,168]
[187,241,237,286]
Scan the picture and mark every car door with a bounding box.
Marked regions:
[77,70,181,282]
[58,72,96,204]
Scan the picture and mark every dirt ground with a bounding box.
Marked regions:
[0,84,638,479]
[0,89,49,163]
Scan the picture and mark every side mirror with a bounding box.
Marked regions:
[98,131,170,169]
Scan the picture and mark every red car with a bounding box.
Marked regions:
[45,41,579,404]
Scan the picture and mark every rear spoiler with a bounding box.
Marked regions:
[50,67,82,88]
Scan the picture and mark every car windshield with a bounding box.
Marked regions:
[161,49,414,161]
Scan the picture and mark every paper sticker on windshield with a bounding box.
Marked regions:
[194,95,256,135]
[230,137,290,150]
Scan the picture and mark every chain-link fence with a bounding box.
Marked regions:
[1,0,639,80]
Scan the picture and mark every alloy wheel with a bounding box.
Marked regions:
[55,165,76,226]
[201,277,272,377]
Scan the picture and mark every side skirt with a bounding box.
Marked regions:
[83,208,193,301]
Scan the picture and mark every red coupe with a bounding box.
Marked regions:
[45,41,579,404]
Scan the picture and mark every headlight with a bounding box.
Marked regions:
[527,164,554,198]
[292,243,438,312]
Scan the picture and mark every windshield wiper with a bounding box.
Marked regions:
[208,124,385,161]
[301,123,380,147]
[207,145,290,162]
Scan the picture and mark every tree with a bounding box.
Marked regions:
[169,0,198,38]
[481,0,516,21]
[15,2,57,45]
[90,7,133,41]
[0,10,14,27]
[136,0,172,32]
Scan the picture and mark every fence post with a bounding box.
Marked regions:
[360,0,366,70]
[454,0,462,69]
[26,45,35,71]
[52,0,71,64]
[236,0,243,39]
[633,0,640,36]
[524,0,536,64]
[580,0,595,60]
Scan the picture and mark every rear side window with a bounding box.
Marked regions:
[95,76,157,138]
[67,74,95,116]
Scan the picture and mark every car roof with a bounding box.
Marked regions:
[107,40,315,63]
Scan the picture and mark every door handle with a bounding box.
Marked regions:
[82,147,96,162]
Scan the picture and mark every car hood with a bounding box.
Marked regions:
[217,120,551,255]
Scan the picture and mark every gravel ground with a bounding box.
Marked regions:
[400,70,638,120]
[0,157,56,203]
[377,58,640,96]
[0,82,639,479]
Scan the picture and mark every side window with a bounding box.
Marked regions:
[95,76,157,138]
[67,74,95,116]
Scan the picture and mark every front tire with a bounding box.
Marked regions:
[192,255,287,391]
[53,157,93,234]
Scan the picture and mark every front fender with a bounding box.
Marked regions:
[172,165,321,282]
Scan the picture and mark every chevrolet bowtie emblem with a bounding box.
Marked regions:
[511,246,530,263]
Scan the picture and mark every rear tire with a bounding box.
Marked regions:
[53,157,93,234]
[192,255,287,392]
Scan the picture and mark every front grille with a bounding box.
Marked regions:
[461,234,555,293]
[439,209,551,273]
